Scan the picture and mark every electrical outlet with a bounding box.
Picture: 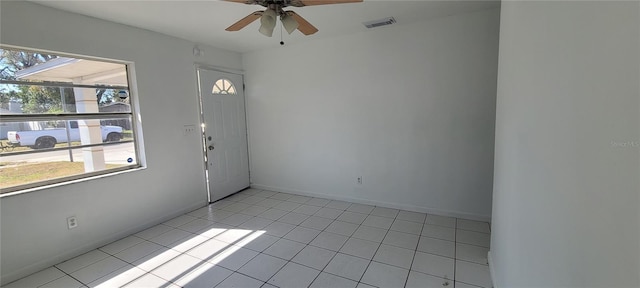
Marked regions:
[67,216,78,229]
[183,125,196,136]
[357,176,363,185]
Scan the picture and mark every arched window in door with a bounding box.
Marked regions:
[212,78,237,95]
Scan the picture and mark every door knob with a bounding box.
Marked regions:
[208,145,214,150]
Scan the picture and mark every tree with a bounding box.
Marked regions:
[0,50,56,81]
[0,88,17,110]
[0,49,70,113]
[17,86,64,113]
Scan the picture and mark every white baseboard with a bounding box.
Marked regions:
[488,250,497,288]
[0,200,206,286]
[251,183,491,222]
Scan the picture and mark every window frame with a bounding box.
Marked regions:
[0,45,145,196]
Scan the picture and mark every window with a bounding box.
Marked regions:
[212,79,236,95]
[0,46,142,195]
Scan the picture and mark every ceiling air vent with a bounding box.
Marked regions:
[363,17,396,29]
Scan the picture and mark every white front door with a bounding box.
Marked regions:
[198,68,250,202]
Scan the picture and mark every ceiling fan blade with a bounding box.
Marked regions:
[289,0,362,7]
[223,0,259,4]
[225,11,264,31]
[286,11,318,35]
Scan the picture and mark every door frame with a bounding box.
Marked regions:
[195,64,251,203]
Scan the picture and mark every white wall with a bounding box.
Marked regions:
[243,9,500,220]
[490,1,639,287]
[0,2,242,284]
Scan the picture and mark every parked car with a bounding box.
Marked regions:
[7,121,123,149]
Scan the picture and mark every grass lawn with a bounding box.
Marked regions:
[0,161,122,191]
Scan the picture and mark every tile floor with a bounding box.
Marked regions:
[3,189,492,288]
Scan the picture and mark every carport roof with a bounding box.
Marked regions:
[16,57,128,86]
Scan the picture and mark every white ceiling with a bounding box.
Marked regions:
[30,0,500,53]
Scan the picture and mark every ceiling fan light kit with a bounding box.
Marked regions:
[259,8,278,36]
[280,13,299,34]
[224,0,363,38]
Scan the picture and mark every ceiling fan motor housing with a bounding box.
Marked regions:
[256,0,304,8]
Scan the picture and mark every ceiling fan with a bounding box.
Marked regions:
[224,0,363,37]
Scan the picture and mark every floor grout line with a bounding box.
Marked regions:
[403,212,425,288]
[354,207,397,287]
[453,218,458,287]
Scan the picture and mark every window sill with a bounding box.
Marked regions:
[0,165,146,198]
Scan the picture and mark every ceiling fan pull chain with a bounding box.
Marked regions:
[280,19,285,45]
